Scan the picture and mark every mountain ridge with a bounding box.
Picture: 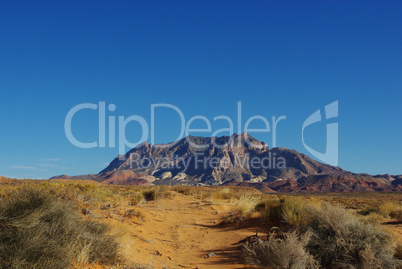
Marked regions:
[50,133,402,193]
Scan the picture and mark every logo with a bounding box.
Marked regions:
[64,100,339,167]
[302,101,338,166]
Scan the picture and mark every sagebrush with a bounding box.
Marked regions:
[0,185,120,269]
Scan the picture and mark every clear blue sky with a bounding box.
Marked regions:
[0,1,401,179]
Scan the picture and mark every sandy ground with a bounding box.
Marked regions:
[97,195,261,269]
[86,192,402,269]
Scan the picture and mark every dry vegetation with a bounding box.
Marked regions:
[0,177,401,268]
[0,184,120,269]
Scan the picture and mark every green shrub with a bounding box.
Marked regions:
[0,186,120,269]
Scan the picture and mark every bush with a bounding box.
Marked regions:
[0,186,120,269]
[123,209,145,221]
[306,203,398,268]
[359,212,384,225]
[281,197,312,229]
[243,231,319,269]
[212,187,235,201]
[224,194,259,223]
[392,210,402,222]
[130,191,144,205]
[236,194,259,217]
[142,187,176,201]
[378,202,401,218]
[255,199,281,223]
[171,185,202,196]
[245,201,400,268]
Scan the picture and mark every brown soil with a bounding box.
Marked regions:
[96,195,262,269]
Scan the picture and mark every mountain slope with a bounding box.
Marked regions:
[97,133,350,186]
[51,133,400,192]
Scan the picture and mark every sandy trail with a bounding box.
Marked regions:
[103,195,261,269]
[98,192,402,268]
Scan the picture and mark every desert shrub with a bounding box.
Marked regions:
[306,203,398,268]
[142,187,176,201]
[281,197,313,229]
[243,231,319,269]
[0,186,120,269]
[395,244,402,259]
[224,194,259,223]
[130,191,144,205]
[378,202,401,218]
[236,194,259,216]
[359,212,384,225]
[123,209,145,221]
[378,202,402,221]
[357,207,378,216]
[198,190,209,200]
[212,187,234,201]
[391,209,402,222]
[245,202,399,268]
[38,181,117,210]
[143,190,156,201]
[255,199,281,223]
[171,185,202,196]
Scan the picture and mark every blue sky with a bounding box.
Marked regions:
[0,1,401,179]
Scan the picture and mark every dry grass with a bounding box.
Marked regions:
[244,231,319,269]
[0,177,400,268]
[130,191,144,205]
[244,199,401,268]
[224,193,260,223]
[306,203,398,268]
[358,212,385,225]
[378,202,402,218]
[123,209,146,221]
[280,197,313,229]
[211,187,235,201]
[0,185,120,269]
[142,186,177,201]
[378,201,402,221]
[255,198,281,223]
[392,210,402,222]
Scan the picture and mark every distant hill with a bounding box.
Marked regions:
[49,174,97,180]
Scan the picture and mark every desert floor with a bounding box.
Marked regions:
[87,189,402,269]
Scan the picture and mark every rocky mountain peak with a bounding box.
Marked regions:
[98,133,348,185]
[53,133,401,193]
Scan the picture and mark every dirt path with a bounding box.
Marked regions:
[103,195,261,268]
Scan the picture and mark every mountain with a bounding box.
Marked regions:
[98,132,349,185]
[51,133,401,192]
